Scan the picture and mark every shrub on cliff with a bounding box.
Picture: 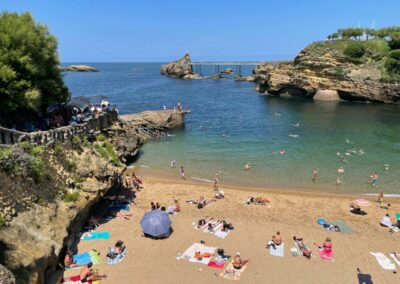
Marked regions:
[0,12,70,124]
[344,42,366,59]
[0,143,45,183]
[385,50,400,75]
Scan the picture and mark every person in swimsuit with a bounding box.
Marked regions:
[79,262,107,283]
[371,172,379,187]
[267,231,283,249]
[337,166,345,175]
[233,252,249,269]
[312,169,319,184]
[179,166,186,180]
[244,163,251,170]
[64,251,81,268]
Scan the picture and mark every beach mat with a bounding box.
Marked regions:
[370,252,395,270]
[214,229,231,239]
[332,220,353,234]
[81,231,110,241]
[270,243,284,257]
[220,262,247,281]
[180,243,217,265]
[108,204,129,211]
[73,250,102,266]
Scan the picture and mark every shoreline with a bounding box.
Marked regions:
[133,165,398,200]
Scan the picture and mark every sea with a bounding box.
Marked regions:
[63,63,400,194]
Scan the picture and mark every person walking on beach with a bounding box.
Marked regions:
[371,172,379,187]
[312,168,319,184]
[179,166,186,180]
[214,172,219,185]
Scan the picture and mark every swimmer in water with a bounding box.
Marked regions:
[244,163,251,170]
[292,122,300,127]
[336,177,342,187]
[170,160,176,168]
[312,169,319,184]
[279,149,285,155]
[384,164,390,171]
[370,172,379,187]
[337,166,345,175]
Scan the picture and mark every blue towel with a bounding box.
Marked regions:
[81,231,110,241]
[74,252,91,265]
[108,204,130,211]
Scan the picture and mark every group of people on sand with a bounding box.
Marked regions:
[150,199,181,214]
[124,172,143,191]
[246,196,270,206]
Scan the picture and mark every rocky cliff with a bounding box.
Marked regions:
[0,110,187,283]
[161,53,202,79]
[62,65,99,72]
[255,41,400,103]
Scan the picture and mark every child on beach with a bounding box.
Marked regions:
[312,169,319,184]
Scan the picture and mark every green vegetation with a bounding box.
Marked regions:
[0,215,5,228]
[0,12,70,124]
[327,26,400,43]
[344,42,366,59]
[385,50,400,77]
[53,142,63,157]
[63,191,80,202]
[0,142,45,183]
[96,134,106,142]
[93,141,120,166]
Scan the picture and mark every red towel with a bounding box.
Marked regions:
[208,261,225,269]
[62,275,94,283]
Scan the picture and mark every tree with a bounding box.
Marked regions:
[364,28,374,40]
[331,32,339,41]
[0,12,69,124]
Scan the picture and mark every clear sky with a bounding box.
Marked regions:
[1,0,399,62]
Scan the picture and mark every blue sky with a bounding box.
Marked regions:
[1,0,399,62]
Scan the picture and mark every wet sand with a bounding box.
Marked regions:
[64,174,400,284]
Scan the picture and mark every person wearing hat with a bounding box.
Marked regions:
[233,252,248,270]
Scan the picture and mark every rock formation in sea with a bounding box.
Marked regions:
[62,65,99,72]
[0,110,187,283]
[254,42,400,104]
[161,53,202,79]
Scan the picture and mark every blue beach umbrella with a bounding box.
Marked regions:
[140,210,172,238]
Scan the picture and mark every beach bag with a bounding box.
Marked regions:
[198,203,204,209]
[290,247,300,257]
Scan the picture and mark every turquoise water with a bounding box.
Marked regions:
[64,63,400,194]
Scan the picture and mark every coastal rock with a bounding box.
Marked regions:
[0,264,16,284]
[221,68,233,74]
[62,65,99,72]
[161,53,194,78]
[183,73,203,80]
[314,89,341,101]
[254,43,400,103]
[235,75,256,82]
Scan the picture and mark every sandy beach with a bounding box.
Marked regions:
[64,173,400,284]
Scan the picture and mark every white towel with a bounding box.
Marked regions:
[214,229,231,239]
[370,252,395,270]
[270,243,285,257]
[180,243,217,265]
[389,253,400,267]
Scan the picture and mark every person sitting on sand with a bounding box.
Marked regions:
[215,186,225,199]
[156,202,161,209]
[167,199,181,213]
[267,231,282,249]
[88,216,100,229]
[80,262,107,283]
[233,252,249,270]
[114,240,125,255]
[124,174,132,189]
[293,236,312,259]
[244,163,251,170]
[380,203,391,210]
[221,221,233,232]
[246,197,255,204]
[315,237,334,261]
[380,214,393,227]
[151,202,156,210]
[64,251,81,268]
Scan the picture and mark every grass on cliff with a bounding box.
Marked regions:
[63,191,80,202]
[94,141,120,166]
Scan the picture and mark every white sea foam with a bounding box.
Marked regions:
[190,177,214,183]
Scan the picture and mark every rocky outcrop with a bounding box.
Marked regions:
[314,89,341,101]
[235,75,256,82]
[62,65,99,72]
[0,264,16,284]
[0,110,188,283]
[221,68,233,74]
[254,43,400,103]
[161,53,194,78]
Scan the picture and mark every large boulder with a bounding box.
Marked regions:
[161,53,194,78]
[0,265,16,284]
[314,89,341,101]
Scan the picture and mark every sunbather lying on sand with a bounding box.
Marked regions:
[267,231,282,249]
[349,202,366,215]
[246,196,270,205]
[233,252,249,269]
[293,236,312,259]
[64,251,82,268]
[166,199,181,214]
[108,211,132,220]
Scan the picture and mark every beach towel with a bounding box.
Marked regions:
[220,262,247,281]
[73,250,102,266]
[389,253,400,267]
[106,248,127,265]
[355,199,371,206]
[369,252,395,270]
[81,231,110,241]
[214,229,231,239]
[180,243,217,265]
[331,220,353,234]
[396,213,400,220]
[269,243,284,257]
[108,204,129,211]
[62,275,99,284]
[207,255,228,269]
